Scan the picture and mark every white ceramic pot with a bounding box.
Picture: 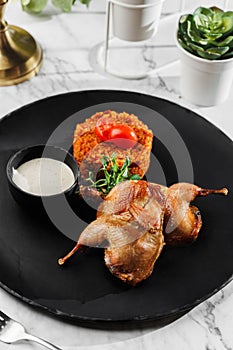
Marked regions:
[177,40,233,107]
[111,0,164,42]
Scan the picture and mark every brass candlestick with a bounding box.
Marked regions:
[0,0,43,86]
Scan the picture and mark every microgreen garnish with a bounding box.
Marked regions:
[86,153,141,195]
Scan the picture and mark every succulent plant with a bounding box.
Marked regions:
[178,7,233,60]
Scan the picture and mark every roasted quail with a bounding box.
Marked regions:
[164,183,228,246]
[58,181,228,285]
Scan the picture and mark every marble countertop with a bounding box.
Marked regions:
[1,1,233,349]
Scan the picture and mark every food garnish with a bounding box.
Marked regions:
[86,153,140,195]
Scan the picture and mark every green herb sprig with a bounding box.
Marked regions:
[86,153,141,195]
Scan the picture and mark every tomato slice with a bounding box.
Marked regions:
[95,118,138,149]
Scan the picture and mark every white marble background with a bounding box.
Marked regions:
[1,0,233,349]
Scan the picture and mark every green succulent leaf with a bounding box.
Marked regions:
[179,14,189,24]
[224,11,233,17]
[21,0,48,13]
[221,16,233,33]
[194,7,213,17]
[177,37,195,54]
[178,15,190,36]
[187,20,209,45]
[194,13,209,29]
[210,7,223,14]
[21,0,92,13]
[197,50,221,60]
[214,35,233,47]
[204,33,223,40]
[187,42,205,52]
[52,0,73,12]
[207,46,229,55]
[222,50,233,58]
[79,0,92,6]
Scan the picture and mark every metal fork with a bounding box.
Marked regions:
[0,310,63,349]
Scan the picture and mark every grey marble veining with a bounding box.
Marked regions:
[0,1,233,349]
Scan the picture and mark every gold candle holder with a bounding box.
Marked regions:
[0,0,43,86]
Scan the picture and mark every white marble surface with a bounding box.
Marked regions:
[1,0,233,349]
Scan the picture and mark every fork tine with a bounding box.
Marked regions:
[0,310,62,349]
[0,311,10,322]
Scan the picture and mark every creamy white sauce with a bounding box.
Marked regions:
[12,158,75,196]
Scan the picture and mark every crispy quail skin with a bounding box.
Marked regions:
[99,181,167,285]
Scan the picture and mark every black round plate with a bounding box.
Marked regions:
[0,90,233,326]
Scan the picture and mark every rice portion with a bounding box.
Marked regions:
[73,110,153,182]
